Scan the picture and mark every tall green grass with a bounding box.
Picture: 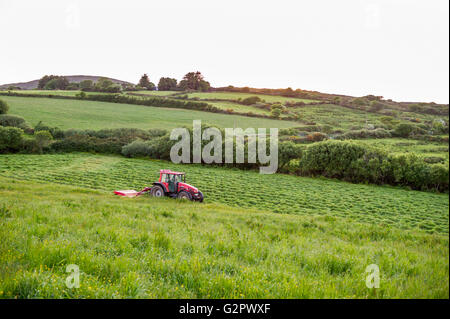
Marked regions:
[0,177,448,298]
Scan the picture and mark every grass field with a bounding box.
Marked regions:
[291,104,395,130]
[0,153,447,235]
[0,176,448,298]
[131,91,179,97]
[186,92,319,104]
[2,96,297,130]
[206,101,271,115]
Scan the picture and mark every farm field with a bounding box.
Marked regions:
[0,175,448,298]
[205,101,270,115]
[185,91,319,104]
[0,153,448,235]
[1,96,297,130]
[131,90,179,97]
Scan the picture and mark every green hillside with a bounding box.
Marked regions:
[0,176,448,298]
[2,96,297,130]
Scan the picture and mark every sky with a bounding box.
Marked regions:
[1,0,448,103]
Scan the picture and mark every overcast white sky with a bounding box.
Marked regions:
[1,0,448,103]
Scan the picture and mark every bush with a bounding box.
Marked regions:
[241,96,261,105]
[0,126,23,152]
[0,114,30,131]
[394,123,416,137]
[34,130,53,154]
[0,99,9,114]
[306,132,327,142]
[121,139,152,157]
[337,128,391,140]
[278,142,304,170]
[423,156,445,164]
[34,121,64,139]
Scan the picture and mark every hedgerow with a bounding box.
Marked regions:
[295,140,448,192]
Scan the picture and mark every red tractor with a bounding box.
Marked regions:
[114,169,203,202]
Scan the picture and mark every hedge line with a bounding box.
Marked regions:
[289,140,448,192]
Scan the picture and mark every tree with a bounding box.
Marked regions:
[138,74,155,90]
[178,71,209,91]
[198,80,211,92]
[158,77,178,91]
[38,75,59,89]
[79,80,94,91]
[0,99,9,114]
[41,76,69,90]
[94,78,122,93]
[34,130,53,154]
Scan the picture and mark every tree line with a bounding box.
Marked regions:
[35,71,211,93]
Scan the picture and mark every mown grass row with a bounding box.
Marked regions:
[0,153,448,234]
[0,177,448,298]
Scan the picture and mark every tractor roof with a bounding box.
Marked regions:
[160,169,185,175]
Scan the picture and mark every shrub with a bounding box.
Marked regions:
[121,139,152,157]
[337,128,391,140]
[0,99,9,114]
[394,123,415,137]
[34,121,64,139]
[241,96,261,105]
[306,132,327,142]
[0,114,30,131]
[75,91,87,99]
[34,130,53,154]
[278,142,304,170]
[0,126,23,152]
[351,97,368,107]
[423,156,445,164]
[270,108,282,118]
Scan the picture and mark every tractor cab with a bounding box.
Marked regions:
[159,170,185,193]
[152,169,203,201]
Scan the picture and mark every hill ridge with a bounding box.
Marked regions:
[0,75,134,90]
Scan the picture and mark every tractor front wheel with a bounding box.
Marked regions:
[151,185,164,198]
[177,191,192,201]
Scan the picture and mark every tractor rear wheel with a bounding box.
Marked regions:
[151,185,164,198]
[177,191,192,201]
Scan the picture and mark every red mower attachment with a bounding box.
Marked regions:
[114,187,152,198]
[114,170,203,202]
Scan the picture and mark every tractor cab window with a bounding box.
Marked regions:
[161,174,168,183]
[173,175,183,183]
